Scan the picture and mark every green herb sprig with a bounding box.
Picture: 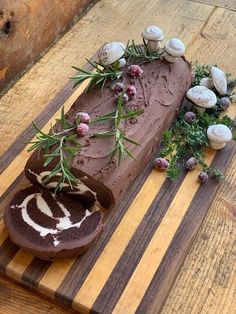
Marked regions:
[92,91,144,165]
[124,40,162,64]
[71,59,122,93]
[160,110,235,181]
[28,107,81,192]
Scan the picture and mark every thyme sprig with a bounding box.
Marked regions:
[160,110,235,181]
[28,107,81,192]
[92,91,144,165]
[124,40,162,64]
[71,59,122,93]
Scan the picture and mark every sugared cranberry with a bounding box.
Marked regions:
[186,157,198,170]
[115,92,129,104]
[114,82,125,93]
[128,65,143,78]
[217,97,231,111]
[77,112,90,124]
[77,123,89,136]
[198,171,208,183]
[184,111,196,124]
[154,157,169,170]
[127,85,137,99]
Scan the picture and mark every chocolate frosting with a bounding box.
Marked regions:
[25,57,192,208]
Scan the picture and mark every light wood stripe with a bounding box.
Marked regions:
[38,258,76,297]
[0,81,88,199]
[6,250,34,281]
[112,150,216,314]
[72,170,166,313]
[0,220,8,245]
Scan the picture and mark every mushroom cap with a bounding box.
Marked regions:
[164,38,185,57]
[200,77,214,90]
[186,85,217,108]
[211,66,227,95]
[98,42,125,65]
[141,25,164,41]
[207,124,232,143]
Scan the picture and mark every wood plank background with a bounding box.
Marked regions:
[0,0,97,95]
[0,0,236,313]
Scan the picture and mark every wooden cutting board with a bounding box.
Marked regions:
[0,58,235,314]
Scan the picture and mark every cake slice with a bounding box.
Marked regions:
[4,185,103,260]
[25,57,192,208]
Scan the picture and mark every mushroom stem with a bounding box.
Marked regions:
[209,141,226,150]
[146,40,160,52]
[163,52,177,63]
[194,105,206,113]
[118,58,126,68]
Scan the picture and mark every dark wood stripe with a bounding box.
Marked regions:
[0,52,99,175]
[0,238,18,272]
[136,142,236,314]
[55,156,156,306]
[21,258,52,288]
[91,170,187,314]
[0,172,26,219]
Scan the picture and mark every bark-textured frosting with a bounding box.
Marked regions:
[25,57,192,208]
[4,186,103,260]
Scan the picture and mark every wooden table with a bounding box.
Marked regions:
[0,0,235,313]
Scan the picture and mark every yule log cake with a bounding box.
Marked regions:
[4,26,194,259]
[25,43,191,208]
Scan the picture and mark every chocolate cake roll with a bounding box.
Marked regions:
[25,57,192,208]
[4,186,103,260]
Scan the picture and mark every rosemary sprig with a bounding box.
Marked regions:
[71,59,122,93]
[28,107,81,192]
[124,40,162,64]
[93,91,144,165]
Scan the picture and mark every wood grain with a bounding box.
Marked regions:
[0,0,96,94]
[190,0,236,11]
[0,276,72,314]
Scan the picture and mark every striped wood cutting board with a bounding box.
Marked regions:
[0,57,235,314]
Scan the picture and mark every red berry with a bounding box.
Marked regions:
[77,123,89,136]
[184,111,196,124]
[114,82,125,93]
[198,171,208,183]
[115,92,129,104]
[186,157,198,170]
[154,158,169,170]
[77,112,90,124]
[128,65,143,78]
[126,85,137,99]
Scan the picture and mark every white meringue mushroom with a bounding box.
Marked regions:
[163,38,185,63]
[186,85,217,113]
[207,124,232,150]
[98,42,125,66]
[211,66,227,95]
[141,25,164,52]
[200,77,214,89]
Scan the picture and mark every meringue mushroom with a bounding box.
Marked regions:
[211,66,227,95]
[98,42,125,66]
[141,25,164,52]
[207,124,232,150]
[163,38,185,63]
[186,85,217,113]
[200,77,214,89]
